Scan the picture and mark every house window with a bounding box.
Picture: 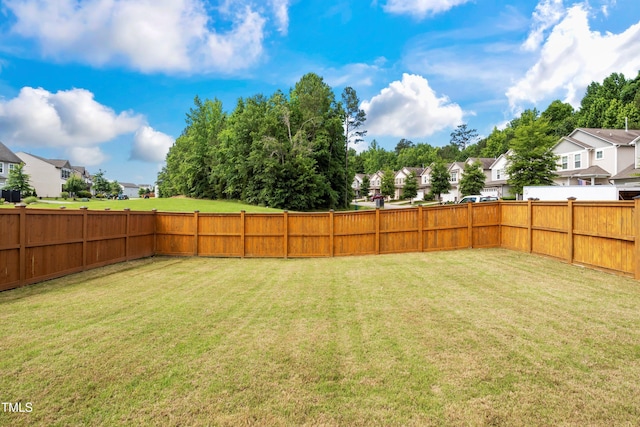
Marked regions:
[596,150,603,160]
[574,154,581,169]
[496,169,502,180]
[0,163,3,174]
[449,172,457,182]
[61,169,72,179]
[9,163,15,171]
[561,156,568,170]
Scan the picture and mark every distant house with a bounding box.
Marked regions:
[0,141,23,189]
[72,166,93,193]
[16,152,76,197]
[368,171,384,197]
[119,182,140,199]
[486,152,513,198]
[393,167,423,200]
[552,128,639,186]
[352,173,366,198]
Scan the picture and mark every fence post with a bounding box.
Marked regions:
[283,211,288,259]
[329,210,334,257]
[375,208,380,255]
[194,210,199,256]
[418,205,423,252]
[17,204,26,287]
[467,202,473,248]
[567,198,575,265]
[81,206,88,269]
[527,199,533,253]
[124,208,131,261]
[240,210,245,259]
[635,197,640,280]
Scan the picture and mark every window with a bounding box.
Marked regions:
[561,156,568,169]
[0,162,3,174]
[9,163,15,171]
[449,172,457,182]
[61,169,72,179]
[574,153,581,169]
[596,150,603,160]
[496,169,503,180]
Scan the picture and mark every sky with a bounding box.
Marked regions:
[0,0,639,186]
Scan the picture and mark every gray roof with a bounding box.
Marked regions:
[556,165,611,178]
[610,164,640,181]
[467,157,496,169]
[119,182,139,188]
[573,128,640,146]
[0,141,22,164]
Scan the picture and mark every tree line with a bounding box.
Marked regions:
[156,71,640,209]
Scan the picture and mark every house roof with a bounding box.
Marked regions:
[119,182,139,188]
[560,135,594,149]
[467,157,496,169]
[0,141,23,164]
[610,164,640,181]
[556,165,611,178]
[571,128,640,146]
[48,159,72,169]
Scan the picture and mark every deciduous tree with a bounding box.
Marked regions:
[459,161,486,196]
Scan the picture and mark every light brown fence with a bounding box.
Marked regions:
[1,200,639,292]
[0,206,155,291]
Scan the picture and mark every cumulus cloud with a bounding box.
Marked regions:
[361,74,464,138]
[3,0,288,74]
[507,4,640,108]
[68,146,109,166]
[0,87,143,146]
[383,0,471,18]
[523,0,566,51]
[131,126,175,163]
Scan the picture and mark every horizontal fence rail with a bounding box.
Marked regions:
[1,199,639,291]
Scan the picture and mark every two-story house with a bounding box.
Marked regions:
[552,128,638,186]
[368,171,384,198]
[352,173,366,199]
[0,141,23,189]
[16,152,77,197]
[393,167,423,200]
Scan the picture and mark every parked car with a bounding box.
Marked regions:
[370,194,384,201]
[458,195,499,203]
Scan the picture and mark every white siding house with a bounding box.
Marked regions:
[16,152,75,197]
[0,142,23,189]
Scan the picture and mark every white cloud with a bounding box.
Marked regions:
[131,126,175,163]
[3,0,288,74]
[361,74,464,138]
[0,87,143,146]
[523,0,566,51]
[507,4,640,109]
[383,0,471,18]
[68,146,109,166]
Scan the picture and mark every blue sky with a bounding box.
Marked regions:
[0,0,639,185]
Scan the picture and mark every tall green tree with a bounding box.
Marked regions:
[342,87,367,206]
[450,124,478,150]
[430,160,451,202]
[109,181,122,198]
[381,168,395,199]
[402,171,418,201]
[459,161,486,196]
[5,163,33,195]
[506,110,558,196]
[92,169,111,195]
[63,174,87,198]
[360,175,370,199]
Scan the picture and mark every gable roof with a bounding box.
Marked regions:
[570,128,640,146]
[466,157,496,169]
[610,164,640,181]
[0,141,22,164]
[556,165,610,178]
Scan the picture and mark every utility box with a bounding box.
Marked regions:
[1,189,21,203]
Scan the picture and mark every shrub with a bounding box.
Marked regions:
[23,196,38,205]
[423,191,435,201]
[77,190,92,199]
[61,192,69,200]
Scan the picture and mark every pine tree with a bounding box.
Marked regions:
[459,162,486,196]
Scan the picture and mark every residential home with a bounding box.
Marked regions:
[486,152,513,198]
[72,166,93,193]
[368,171,384,198]
[552,128,639,186]
[0,141,23,189]
[16,152,76,197]
[352,173,366,198]
[441,162,465,203]
[119,182,140,199]
[393,167,423,200]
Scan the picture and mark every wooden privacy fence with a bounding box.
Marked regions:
[1,200,639,291]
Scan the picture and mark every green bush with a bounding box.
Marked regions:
[60,192,69,200]
[77,190,92,199]
[23,196,38,205]
[423,191,435,201]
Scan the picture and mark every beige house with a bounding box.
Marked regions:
[16,152,76,197]
[393,167,423,200]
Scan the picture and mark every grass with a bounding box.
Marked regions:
[1,249,640,425]
[1,197,282,213]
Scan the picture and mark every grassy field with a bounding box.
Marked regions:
[1,249,639,426]
[1,197,282,213]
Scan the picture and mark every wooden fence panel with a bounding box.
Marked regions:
[380,208,419,254]
[423,205,469,251]
[500,202,529,252]
[198,214,243,257]
[245,214,285,257]
[333,211,376,256]
[0,210,20,291]
[288,213,330,257]
[531,203,568,259]
[471,203,501,248]
[155,213,196,255]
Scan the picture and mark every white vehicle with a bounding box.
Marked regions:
[458,195,498,203]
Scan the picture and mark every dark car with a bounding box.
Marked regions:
[117,194,129,200]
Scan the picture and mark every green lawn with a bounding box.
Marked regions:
[1,197,282,213]
[1,249,640,426]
